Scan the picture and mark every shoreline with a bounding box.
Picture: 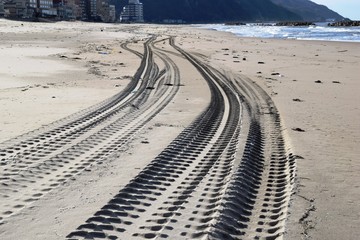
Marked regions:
[195,23,360,43]
[0,20,359,239]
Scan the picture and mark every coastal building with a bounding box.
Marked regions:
[53,0,75,19]
[3,0,29,18]
[96,0,110,22]
[1,0,114,21]
[0,1,5,17]
[62,0,82,19]
[81,0,101,21]
[78,0,95,20]
[68,0,82,19]
[38,0,57,17]
[89,0,96,19]
[108,4,115,22]
[120,0,144,23]
[3,0,56,18]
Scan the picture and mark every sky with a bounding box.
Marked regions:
[312,0,360,20]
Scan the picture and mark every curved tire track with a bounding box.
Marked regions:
[0,37,182,223]
[0,34,296,239]
[66,38,296,239]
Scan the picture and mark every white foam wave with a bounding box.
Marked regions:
[197,24,360,42]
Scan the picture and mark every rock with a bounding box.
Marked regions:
[225,22,246,26]
[292,128,305,132]
[315,80,323,83]
[276,22,315,26]
[328,21,360,27]
[258,61,265,64]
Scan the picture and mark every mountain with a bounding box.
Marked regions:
[111,0,345,23]
[270,0,345,21]
[111,0,301,23]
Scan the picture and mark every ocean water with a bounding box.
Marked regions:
[198,23,360,42]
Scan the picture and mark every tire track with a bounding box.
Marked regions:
[67,37,240,239]
[67,37,295,239]
[0,39,152,168]
[0,37,182,223]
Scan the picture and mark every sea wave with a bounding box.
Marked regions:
[197,24,360,42]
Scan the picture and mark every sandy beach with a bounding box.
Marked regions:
[0,19,359,239]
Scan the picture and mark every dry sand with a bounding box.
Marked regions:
[0,20,359,239]
[172,27,360,239]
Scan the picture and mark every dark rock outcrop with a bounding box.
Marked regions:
[328,21,360,27]
[276,21,314,26]
[225,22,246,26]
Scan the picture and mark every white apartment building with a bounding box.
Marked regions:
[39,0,57,16]
[28,0,36,8]
[120,0,144,23]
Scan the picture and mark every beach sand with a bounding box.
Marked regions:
[174,27,360,239]
[0,20,359,239]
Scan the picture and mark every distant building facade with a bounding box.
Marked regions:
[79,0,97,20]
[1,0,115,21]
[88,0,96,19]
[96,0,110,22]
[2,0,57,18]
[0,1,5,17]
[54,0,81,20]
[120,0,143,23]
[108,4,115,22]
[3,0,30,18]
[39,0,57,17]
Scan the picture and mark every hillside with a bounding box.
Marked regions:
[112,0,345,23]
[270,0,344,21]
[112,0,301,23]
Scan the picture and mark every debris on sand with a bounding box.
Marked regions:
[292,127,306,132]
